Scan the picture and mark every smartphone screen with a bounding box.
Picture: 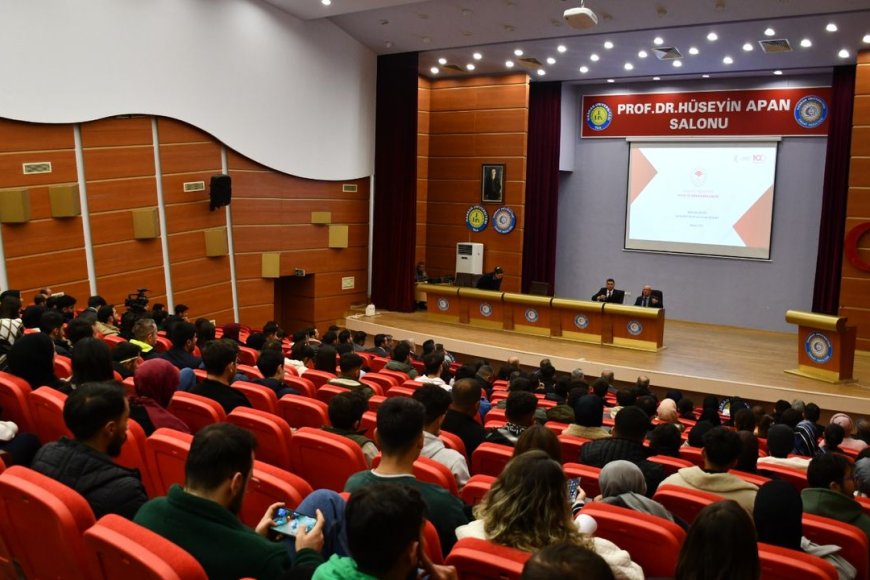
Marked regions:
[270,508,317,537]
[567,477,581,503]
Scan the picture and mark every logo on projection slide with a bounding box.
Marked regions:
[627,320,644,336]
[466,205,489,232]
[574,314,589,329]
[437,298,450,312]
[480,303,493,317]
[524,308,539,323]
[586,103,613,131]
[493,207,517,234]
[690,168,707,187]
[794,96,828,129]
[805,332,833,364]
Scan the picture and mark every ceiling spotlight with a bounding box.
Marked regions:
[839,49,850,58]
[800,38,812,48]
[590,53,600,62]
[514,48,524,56]
[624,62,634,70]
[321,0,331,5]
[564,0,599,29]
[826,23,838,32]
[743,42,753,51]
[702,74,710,78]
[430,67,439,74]
[773,70,783,75]
[537,69,546,76]
[707,32,718,41]
[473,52,482,60]
[438,57,447,65]
[688,47,699,55]
[604,41,614,49]
[863,34,870,44]
[384,41,393,48]
[607,79,615,83]
[653,76,661,81]
[672,60,682,68]
[653,36,664,45]
[764,27,775,37]
[505,60,514,68]
[557,45,567,53]
[723,56,733,64]
[579,66,589,73]
[638,50,648,58]
[466,63,475,70]
[545,57,555,64]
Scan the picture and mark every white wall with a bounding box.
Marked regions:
[0,0,376,181]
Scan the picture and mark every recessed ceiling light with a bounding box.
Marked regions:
[514,48,524,56]
[604,41,614,49]
[547,57,556,65]
[764,27,775,37]
[688,47,699,55]
[653,37,664,45]
[723,56,733,64]
[707,32,718,41]
[800,38,812,48]
[773,70,783,75]
[505,60,514,68]
[473,52,482,60]
[743,42,753,51]
[384,41,393,48]
[466,63,475,71]
[863,34,870,44]
[653,76,661,81]
[826,23,838,32]
[590,53,600,62]
[321,0,331,5]
[607,79,615,83]
[438,57,447,65]
[624,62,634,71]
[557,45,567,53]
[838,49,850,58]
[638,50,648,58]
[702,74,710,78]
[430,67,439,74]
[579,66,589,73]
[537,69,546,76]
[672,60,682,68]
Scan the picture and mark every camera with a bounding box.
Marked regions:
[124,289,150,313]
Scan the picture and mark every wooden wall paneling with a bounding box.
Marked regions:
[0,120,74,153]
[88,211,138,246]
[80,117,153,147]
[157,118,215,144]
[313,292,369,321]
[160,172,221,205]
[429,84,529,112]
[233,254,264,280]
[425,224,525,253]
[6,249,88,291]
[430,74,529,90]
[86,178,158,213]
[845,187,870,219]
[0,151,78,189]
[226,151,265,172]
[163,202,226,235]
[228,171,369,200]
[851,127,870,157]
[0,186,51,220]
[82,147,155,181]
[428,133,527,158]
[840,278,870,307]
[280,247,369,275]
[173,284,235,318]
[98,268,167,306]
[233,225,328,253]
[230,198,369,227]
[239,305,275,327]
[841,248,870,278]
[171,258,232,292]
[428,157,526,181]
[429,109,529,134]
[92,241,165,276]
[854,95,870,124]
[312,269,368,297]
[236,278,274,308]
[158,142,223,175]
[2,219,85,258]
[850,157,870,188]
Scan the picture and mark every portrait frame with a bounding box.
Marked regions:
[481,163,505,204]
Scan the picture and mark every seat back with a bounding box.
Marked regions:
[359,410,377,440]
[358,376,385,396]
[315,384,348,405]
[359,373,394,392]
[278,394,330,429]
[54,355,73,379]
[440,430,467,458]
[283,375,316,398]
[422,519,443,565]
[100,334,127,350]
[581,502,686,578]
[678,445,705,467]
[167,391,226,433]
[369,357,389,372]
[648,454,694,476]
[238,460,313,529]
[303,370,335,389]
[231,381,278,415]
[459,474,496,507]
[557,434,589,463]
[367,395,387,411]
[385,385,416,399]
[445,537,530,580]
[236,364,263,380]
[652,484,723,524]
[0,371,33,431]
[485,407,507,422]
[562,463,602,498]
[402,380,425,390]
[728,469,771,487]
[237,346,259,366]
[756,464,808,491]
[471,442,514,477]
[146,428,193,496]
[288,427,367,491]
[414,456,459,496]
[380,369,410,384]
[544,421,570,435]
[758,542,838,580]
[227,407,293,470]
[802,513,869,580]
[83,514,208,580]
[27,386,72,443]
[0,465,96,579]
[114,418,157,498]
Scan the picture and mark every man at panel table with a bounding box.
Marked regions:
[634,285,663,308]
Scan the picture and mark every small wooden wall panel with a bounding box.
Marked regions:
[158,142,222,175]
[82,147,155,181]
[86,178,157,212]
[81,117,153,147]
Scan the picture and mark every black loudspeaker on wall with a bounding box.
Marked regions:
[209,174,232,211]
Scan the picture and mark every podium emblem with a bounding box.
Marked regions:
[627,320,643,336]
[805,332,833,364]
[524,308,539,323]
[574,314,589,329]
[437,297,449,312]
[480,303,493,317]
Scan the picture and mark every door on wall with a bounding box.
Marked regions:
[274,275,315,335]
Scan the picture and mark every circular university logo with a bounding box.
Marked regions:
[465,205,489,232]
[480,302,493,317]
[586,102,612,132]
[574,314,589,329]
[524,308,539,323]
[805,332,833,364]
[492,207,516,235]
[627,320,643,336]
[794,95,828,129]
[437,297,449,312]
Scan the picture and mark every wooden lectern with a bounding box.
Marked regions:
[458,288,504,329]
[423,285,461,323]
[503,293,553,336]
[602,304,665,351]
[784,310,857,383]
[550,298,605,344]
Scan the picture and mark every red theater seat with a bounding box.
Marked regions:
[471,442,513,477]
[652,484,722,524]
[802,513,868,580]
[231,381,278,415]
[283,375,316,399]
[238,460,313,529]
[758,542,837,580]
[563,463,602,499]
[27,386,72,443]
[303,370,336,389]
[146,428,193,496]
[278,395,329,429]
[460,474,496,506]
[227,407,293,470]
[0,371,34,431]
[445,537,530,580]
[288,427,367,492]
[167,391,226,433]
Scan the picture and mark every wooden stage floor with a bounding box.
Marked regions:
[345,311,870,417]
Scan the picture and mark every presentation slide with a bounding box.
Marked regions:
[625,141,778,259]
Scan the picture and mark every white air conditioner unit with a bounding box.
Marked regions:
[456,242,484,275]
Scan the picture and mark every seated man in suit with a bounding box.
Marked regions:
[634,285,663,308]
[591,278,624,303]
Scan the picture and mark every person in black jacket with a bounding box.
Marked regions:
[160,321,202,370]
[475,266,504,291]
[190,339,251,414]
[31,381,148,519]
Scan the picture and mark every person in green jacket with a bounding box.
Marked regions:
[801,453,870,542]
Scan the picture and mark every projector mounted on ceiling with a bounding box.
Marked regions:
[564,0,598,29]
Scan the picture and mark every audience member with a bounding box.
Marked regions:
[0,294,24,359]
[697,396,721,426]
[485,391,537,447]
[174,304,190,321]
[820,423,846,455]
[855,457,870,497]
[326,353,373,399]
[656,398,683,431]
[323,391,378,466]
[130,317,159,360]
[779,408,802,430]
[249,349,295,398]
[412,385,470,487]
[351,330,367,353]
[595,460,678,525]
[675,500,759,580]
[733,408,759,473]
[69,337,114,390]
[335,329,354,355]
[649,423,682,458]
[66,317,96,348]
[221,323,242,344]
[160,321,202,370]
[686,420,714,448]
[111,341,142,380]
[313,344,338,374]
[94,304,120,336]
[803,454,870,541]
[830,413,869,452]
[544,378,576,423]
[757,424,810,471]
[496,356,521,381]
[7,332,65,391]
[286,341,315,376]
[246,321,280,351]
[77,295,105,323]
[366,333,390,357]
[190,339,251,414]
[521,542,615,580]
[20,304,44,330]
[31,382,147,519]
[130,358,190,435]
[513,424,562,463]
[440,378,486,457]
[564,395,610,440]
[794,403,823,457]
[384,340,418,379]
[417,352,448,389]
[677,398,696,421]
[194,318,216,351]
[40,310,72,356]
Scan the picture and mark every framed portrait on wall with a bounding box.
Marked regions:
[481,164,505,203]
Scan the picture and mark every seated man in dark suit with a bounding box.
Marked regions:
[475,266,504,291]
[591,278,624,303]
[634,285,663,308]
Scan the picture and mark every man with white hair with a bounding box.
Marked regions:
[634,285,662,308]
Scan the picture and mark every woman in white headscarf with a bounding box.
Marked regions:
[596,460,685,529]
[829,413,868,452]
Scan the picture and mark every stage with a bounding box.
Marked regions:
[345,310,870,417]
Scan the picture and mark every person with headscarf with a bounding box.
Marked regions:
[564,395,610,440]
[656,398,683,432]
[754,480,857,579]
[129,358,190,436]
[685,420,714,449]
[697,396,721,426]
[595,460,683,528]
[830,414,869,452]
[6,332,66,391]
